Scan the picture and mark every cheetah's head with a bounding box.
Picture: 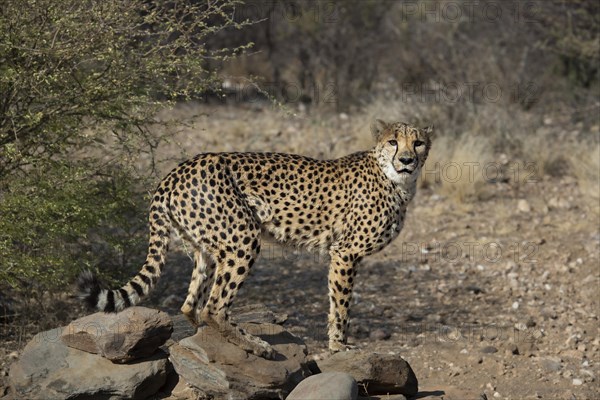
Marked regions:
[371,120,433,184]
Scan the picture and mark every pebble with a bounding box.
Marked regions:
[582,274,596,285]
[565,334,581,347]
[572,378,583,386]
[160,294,183,308]
[541,307,557,319]
[350,324,370,339]
[548,197,570,209]
[517,199,531,213]
[514,322,528,331]
[369,328,391,341]
[540,357,562,372]
[506,344,519,355]
[580,369,595,380]
[481,346,498,354]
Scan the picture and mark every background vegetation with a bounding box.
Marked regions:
[0,0,251,333]
[0,0,598,342]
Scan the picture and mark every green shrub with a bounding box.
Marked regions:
[0,162,148,295]
[0,0,251,310]
[0,0,251,177]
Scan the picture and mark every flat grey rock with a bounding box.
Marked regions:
[10,327,168,399]
[61,306,173,363]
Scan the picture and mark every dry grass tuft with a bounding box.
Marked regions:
[420,134,495,202]
[568,140,600,213]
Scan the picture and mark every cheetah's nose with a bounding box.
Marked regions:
[399,157,414,165]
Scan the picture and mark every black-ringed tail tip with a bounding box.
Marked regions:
[77,270,105,310]
[77,269,150,313]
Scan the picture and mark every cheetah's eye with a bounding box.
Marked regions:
[414,140,425,147]
[388,140,398,146]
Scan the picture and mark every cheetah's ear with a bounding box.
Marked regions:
[371,119,389,141]
[423,125,434,140]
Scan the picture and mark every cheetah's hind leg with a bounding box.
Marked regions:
[181,250,216,327]
[200,243,274,359]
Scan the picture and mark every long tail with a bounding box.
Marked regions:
[78,183,171,312]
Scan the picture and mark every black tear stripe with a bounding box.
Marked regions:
[105,290,116,312]
[130,281,144,296]
[119,288,131,307]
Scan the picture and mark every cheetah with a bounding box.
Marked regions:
[78,120,433,358]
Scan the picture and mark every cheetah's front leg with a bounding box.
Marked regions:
[327,251,359,353]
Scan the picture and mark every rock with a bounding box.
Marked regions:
[539,357,562,372]
[506,344,519,355]
[369,328,391,341]
[169,322,311,399]
[231,303,288,325]
[159,372,201,400]
[481,346,498,354]
[61,306,173,363]
[540,307,558,319]
[517,199,531,213]
[170,314,198,343]
[287,372,358,400]
[350,323,371,339]
[317,351,418,396]
[522,342,539,357]
[548,197,569,209]
[161,294,184,308]
[10,327,169,400]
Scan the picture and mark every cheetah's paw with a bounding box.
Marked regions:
[328,341,356,353]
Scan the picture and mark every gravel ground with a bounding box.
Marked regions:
[1,105,598,399]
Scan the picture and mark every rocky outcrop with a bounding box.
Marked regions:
[61,306,173,363]
[169,322,311,399]
[8,304,420,400]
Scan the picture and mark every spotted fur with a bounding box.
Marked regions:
[78,120,433,358]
